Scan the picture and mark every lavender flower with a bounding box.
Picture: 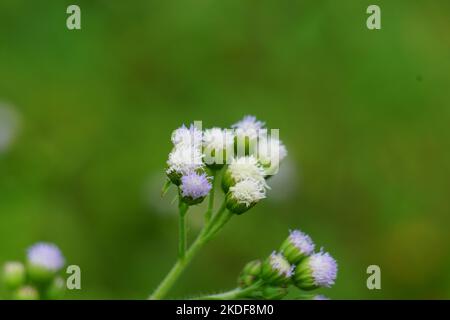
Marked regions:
[280,229,315,264]
[261,251,295,285]
[308,251,338,288]
[27,243,65,272]
[294,249,338,290]
[180,172,212,205]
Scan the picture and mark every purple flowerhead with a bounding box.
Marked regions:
[180,172,212,200]
[27,243,65,272]
[289,230,315,256]
[308,250,337,288]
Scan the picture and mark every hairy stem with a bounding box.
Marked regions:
[178,200,189,259]
[150,200,231,300]
[192,281,264,300]
[204,170,217,224]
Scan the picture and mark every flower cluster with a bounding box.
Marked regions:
[1,242,66,300]
[165,115,287,213]
[237,229,337,300]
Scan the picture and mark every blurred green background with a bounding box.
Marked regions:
[1,0,450,299]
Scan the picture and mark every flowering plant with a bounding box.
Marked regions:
[1,243,66,300]
[150,116,338,300]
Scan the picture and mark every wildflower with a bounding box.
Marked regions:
[166,144,204,185]
[257,136,287,176]
[27,243,65,283]
[2,262,25,289]
[226,179,266,214]
[180,172,212,205]
[202,128,235,169]
[261,251,295,285]
[293,250,337,290]
[222,156,267,192]
[171,124,202,148]
[280,230,315,264]
[232,115,265,141]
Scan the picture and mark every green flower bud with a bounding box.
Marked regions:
[260,286,289,300]
[13,286,39,300]
[261,252,295,286]
[46,277,66,300]
[2,262,26,290]
[238,260,261,287]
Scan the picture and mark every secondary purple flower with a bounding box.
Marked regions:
[261,251,295,285]
[294,250,338,290]
[180,172,212,205]
[280,229,315,264]
[313,295,330,300]
[27,243,65,272]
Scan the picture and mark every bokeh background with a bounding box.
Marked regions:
[1,0,450,299]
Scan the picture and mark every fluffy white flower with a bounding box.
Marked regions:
[257,136,287,174]
[166,144,204,175]
[203,127,235,151]
[229,178,266,207]
[232,115,265,140]
[171,124,202,148]
[228,156,268,187]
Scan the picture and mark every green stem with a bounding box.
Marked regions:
[205,170,217,224]
[178,200,189,259]
[193,281,264,300]
[150,200,231,300]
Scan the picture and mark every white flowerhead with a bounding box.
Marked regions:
[171,124,202,148]
[229,178,266,207]
[203,127,235,151]
[232,115,265,140]
[257,136,287,174]
[228,156,268,187]
[166,144,204,176]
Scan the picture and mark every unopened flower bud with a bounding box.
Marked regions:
[238,260,261,287]
[260,286,289,300]
[280,230,315,264]
[2,262,26,290]
[13,286,39,300]
[293,250,337,290]
[46,277,66,300]
[261,251,295,285]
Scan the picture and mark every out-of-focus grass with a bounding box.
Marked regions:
[1,1,450,299]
